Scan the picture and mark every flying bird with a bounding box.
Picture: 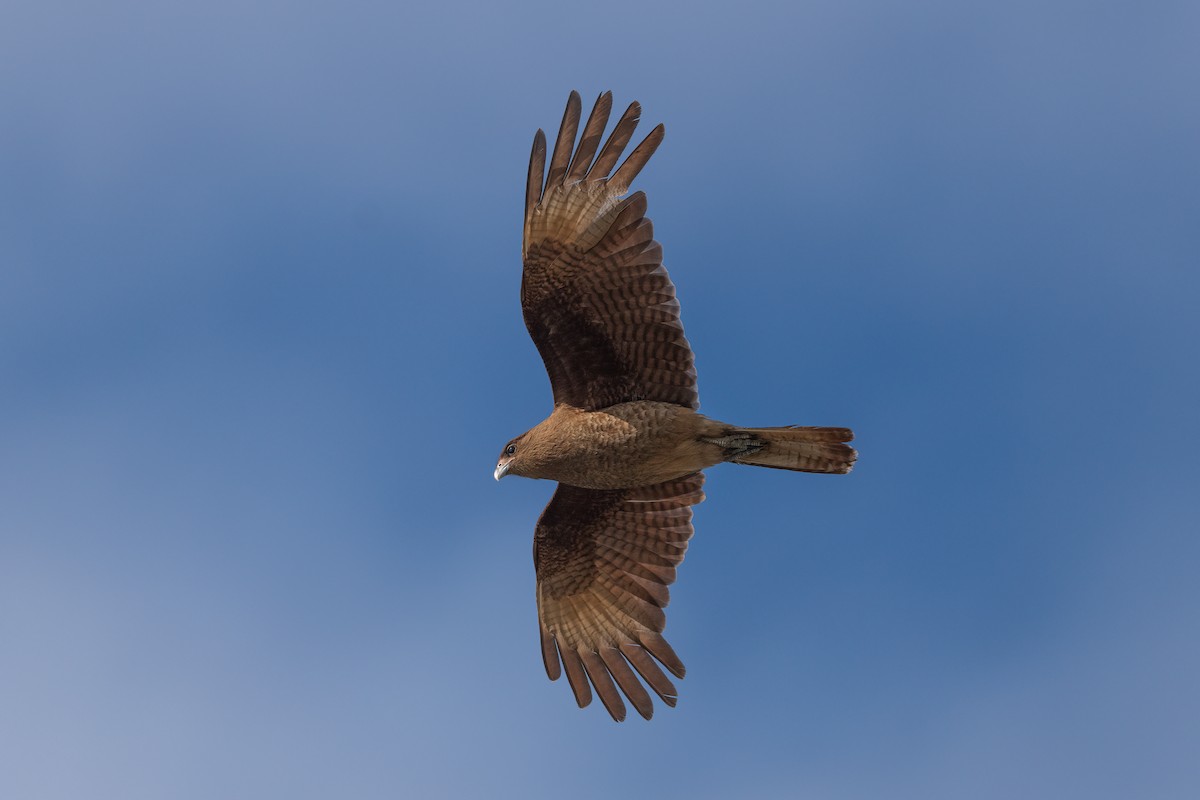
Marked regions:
[496,91,856,722]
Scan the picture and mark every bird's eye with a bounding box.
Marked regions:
[505,444,517,456]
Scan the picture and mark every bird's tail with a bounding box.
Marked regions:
[706,426,856,474]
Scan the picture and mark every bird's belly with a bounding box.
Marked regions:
[545,403,722,490]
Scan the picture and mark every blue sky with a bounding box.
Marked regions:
[2,1,1197,797]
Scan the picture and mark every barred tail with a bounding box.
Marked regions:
[708,426,857,474]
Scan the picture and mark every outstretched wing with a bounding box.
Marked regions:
[533,473,705,721]
[521,91,698,412]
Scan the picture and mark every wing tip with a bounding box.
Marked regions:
[639,630,686,678]
[540,628,562,681]
[610,121,666,191]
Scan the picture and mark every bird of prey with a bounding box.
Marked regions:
[495,91,856,722]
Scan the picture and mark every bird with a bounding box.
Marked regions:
[495,91,856,722]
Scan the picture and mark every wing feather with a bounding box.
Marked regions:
[533,473,704,721]
[599,647,654,720]
[610,124,665,192]
[559,646,593,708]
[545,91,582,192]
[589,101,642,179]
[637,630,686,678]
[539,624,561,680]
[521,92,697,411]
[525,129,547,220]
[580,650,627,722]
[567,92,613,182]
[620,643,678,707]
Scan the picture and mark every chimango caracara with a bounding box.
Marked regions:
[496,91,856,722]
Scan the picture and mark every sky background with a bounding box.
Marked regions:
[2,1,1198,797]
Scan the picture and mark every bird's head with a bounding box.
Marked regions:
[494,434,527,481]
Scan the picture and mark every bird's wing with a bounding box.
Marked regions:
[533,472,705,721]
[521,91,698,411]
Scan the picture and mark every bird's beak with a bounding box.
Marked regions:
[494,461,510,481]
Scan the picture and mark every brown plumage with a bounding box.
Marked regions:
[496,91,856,722]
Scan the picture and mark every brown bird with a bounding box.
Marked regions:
[496,91,856,722]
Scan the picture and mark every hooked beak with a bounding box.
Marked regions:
[494,460,511,481]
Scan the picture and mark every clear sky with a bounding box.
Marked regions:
[3,1,1197,797]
